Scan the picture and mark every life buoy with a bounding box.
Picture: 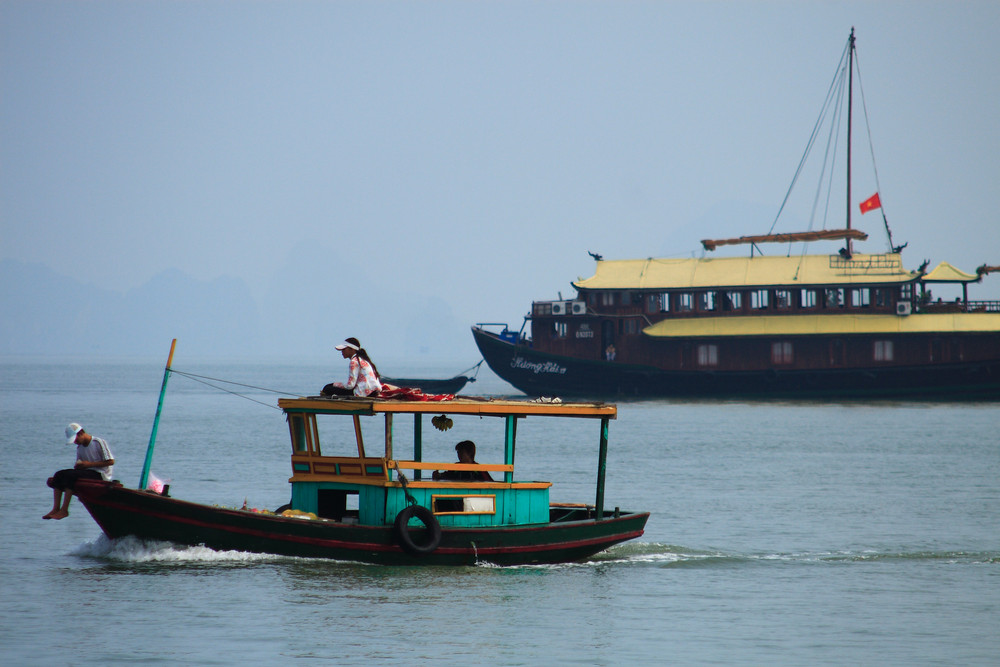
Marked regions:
[394,505,442,555]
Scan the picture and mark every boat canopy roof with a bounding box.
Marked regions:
[278,396,616,419]
[573,253,917,291]
[922,261,980,284]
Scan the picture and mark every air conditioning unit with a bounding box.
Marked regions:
[896,302,912,316]
[551,301,567,316]
[570,300,586,315]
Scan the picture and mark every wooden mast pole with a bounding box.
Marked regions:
[846,27,856,258]
[139,338,176,491]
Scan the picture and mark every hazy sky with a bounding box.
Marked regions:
[3,1,999,346]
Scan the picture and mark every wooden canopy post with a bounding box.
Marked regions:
[384,413,393,461]
[413,414,423,480]
[504,416,517,483]
[595,418,609,520]
[353,415,365,458]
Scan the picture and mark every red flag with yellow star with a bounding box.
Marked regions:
[859,192,881,214]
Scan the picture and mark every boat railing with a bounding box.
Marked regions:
[289,454,390,483]
[919,300,1000,314]
[390,460,515,478]
[966,300,1000,313]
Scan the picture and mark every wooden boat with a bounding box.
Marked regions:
[473,31,1000,399]
[75,380,648,565]
[382,361,483,395]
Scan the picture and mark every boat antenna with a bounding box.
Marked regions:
[845,27,855,259]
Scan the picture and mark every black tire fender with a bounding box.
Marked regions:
[394,505,442,555]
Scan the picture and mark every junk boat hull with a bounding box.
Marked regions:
[76,479,648,566]
[473,325,1000,399]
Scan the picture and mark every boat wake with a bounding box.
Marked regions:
[582,542,1000,568]
[70,536,999,569]
[72,534,286,565]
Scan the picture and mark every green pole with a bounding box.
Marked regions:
[413,414,422,480]
[504,416,516,483]
[595,418,609,520]
[139,339,176,490]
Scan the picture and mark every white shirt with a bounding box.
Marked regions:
[78,436,114,481]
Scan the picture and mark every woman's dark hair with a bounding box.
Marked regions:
[346,337,380,379]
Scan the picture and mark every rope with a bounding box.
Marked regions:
[768,37,851,238]
[168,368,302,411]
[853,49,896,252]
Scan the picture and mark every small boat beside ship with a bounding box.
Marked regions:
[75,349,647,565]
[473,30,1000,399]
[382,361,483,395]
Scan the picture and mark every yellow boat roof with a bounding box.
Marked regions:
[922,261,979,283]
[573,253,918,291]
[643,313,1000,338]
[278,396,617,419]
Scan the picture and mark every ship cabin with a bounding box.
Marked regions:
[525,252,1000,372]
[276,396,618,529]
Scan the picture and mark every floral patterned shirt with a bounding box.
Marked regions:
[334,355,382,396]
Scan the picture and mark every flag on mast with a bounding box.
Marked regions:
[859,192,881,215]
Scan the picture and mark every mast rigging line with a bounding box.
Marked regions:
[767,37,851,239]
[767,30,894,252]
[168,368,300,410]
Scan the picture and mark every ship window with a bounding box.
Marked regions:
[874,288,890,307]
[775,290,793,310]
[601,292,615,306]
[432,494,496,515]
[851,288,871,308]
[678,293,693,312]
[699,292,717,312]
[722,291,742,311]
[771,341,794,364]
[624,319,639,334]
[874,340,894,361]
[900,284,913,301]
[697,344,718,367]
[825,288,845,309]
[801,289,817,309]
[751,290,769,310]
[536,302,552,316]
[649,292,670,313]
[553,322,567,338]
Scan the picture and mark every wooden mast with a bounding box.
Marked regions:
[846,27,856,258]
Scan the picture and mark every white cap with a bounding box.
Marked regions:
[335,341,359,351]
[66,423,83,445]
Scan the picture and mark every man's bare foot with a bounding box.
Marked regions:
[50,510,69,520]
[43,511,56,519]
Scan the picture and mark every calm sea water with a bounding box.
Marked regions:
[1,357,998,665]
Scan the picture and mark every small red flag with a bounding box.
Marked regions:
[859,192,881,215]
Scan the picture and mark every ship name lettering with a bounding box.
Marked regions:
[511,357,567,375]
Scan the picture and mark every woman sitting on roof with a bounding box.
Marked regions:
[322,337,383,397]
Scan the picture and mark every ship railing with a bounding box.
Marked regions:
[965,300,1000,313]
[919,300,1000,314]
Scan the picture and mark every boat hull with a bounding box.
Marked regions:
[75,480,648,566]
[382,375,470,395]
[473,326,1000,399]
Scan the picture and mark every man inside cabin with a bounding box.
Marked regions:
[432,440,493,482]
[44,423,115,520]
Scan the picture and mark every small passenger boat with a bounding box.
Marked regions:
[74,351,647,565]
[382,361,483,395]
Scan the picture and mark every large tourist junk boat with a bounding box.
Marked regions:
[74,342,648,565]
[473,31,1000,399]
